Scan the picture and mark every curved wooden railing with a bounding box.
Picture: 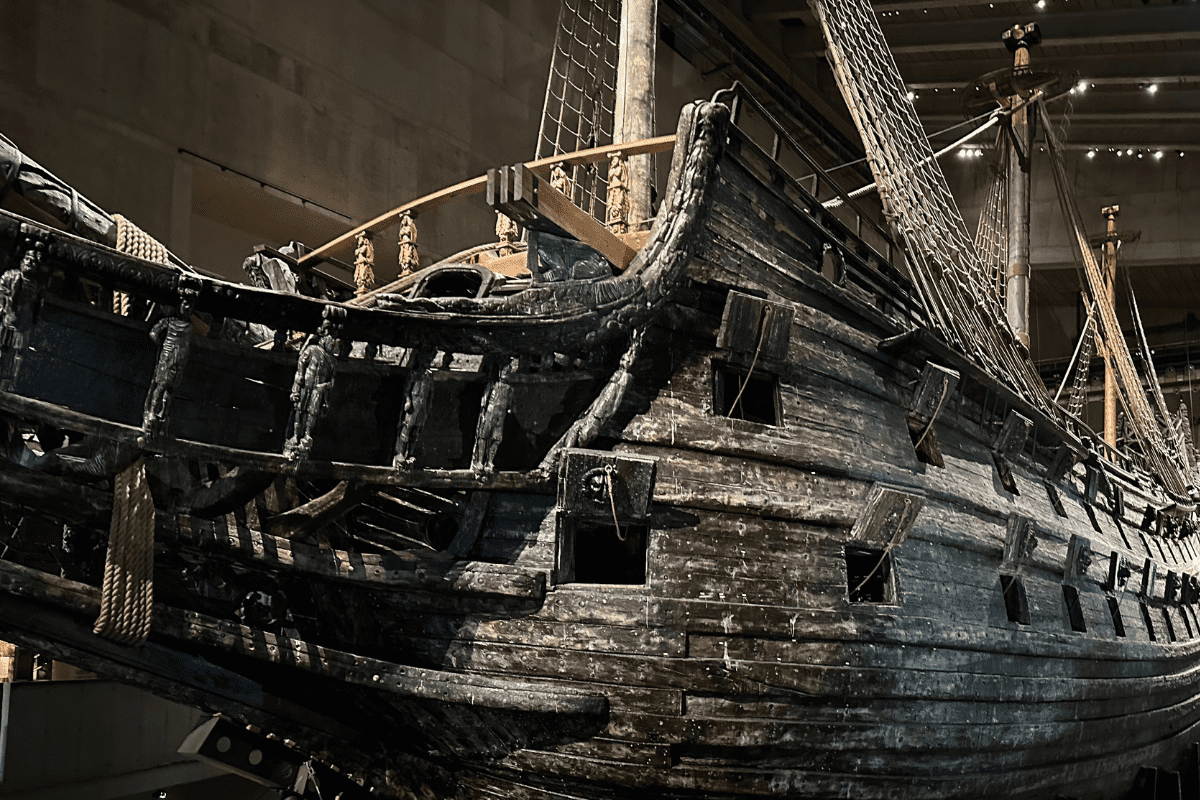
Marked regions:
[296,134,678,285]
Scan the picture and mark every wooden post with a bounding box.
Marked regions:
[1102,204,1120,448]
[614,0,657,230]
[1002,23,1040,349]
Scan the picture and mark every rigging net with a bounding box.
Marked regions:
[974,139,1008,308]
[810,0,1053,416]
[536,0,621,218]
[1039,96,1191,494]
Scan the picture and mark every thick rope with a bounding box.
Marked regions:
[94,215,172,645]
[113,214,170,266]
[93,459,155,645]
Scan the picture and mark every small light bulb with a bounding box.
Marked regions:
[1127,149,1134,156]
[1148,83,1159,94]
[1086,150,1095,159]
[1077,80,1088,93]
[1036,0,1046,8]
[1155,150,1164,160]
[906,90,916,102]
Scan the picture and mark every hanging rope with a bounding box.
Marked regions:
[94,215,173,645]
[535,0,621,217]
[1039,96,1189,494]
[811,0,1053,418]
[1053,299,1098,420]
[93,459,155,645]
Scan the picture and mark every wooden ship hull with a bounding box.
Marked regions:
[1,91,1200,800]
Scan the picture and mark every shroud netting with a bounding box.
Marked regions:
[536,0,621,219]
[810,0,1053,417]
[1039,96,1191,494]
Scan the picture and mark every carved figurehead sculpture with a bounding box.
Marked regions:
[0,235,48,391]
[606,152,630,234]
[142,283,199,439]
[284,310,341,460]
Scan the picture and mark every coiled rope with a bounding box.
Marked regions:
[95,214,171,645]
[93,458,155,644]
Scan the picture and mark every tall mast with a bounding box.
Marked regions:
[1002,23,1040,349]
[1101,204,1120,448]
[614,0,657,229]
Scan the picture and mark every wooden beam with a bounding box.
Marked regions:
[495,165,639,271]
[298,135,675,268]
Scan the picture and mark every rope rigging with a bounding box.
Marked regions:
[1038,96,1191,495]
[536,0,621,217]
[811,0,1053,417]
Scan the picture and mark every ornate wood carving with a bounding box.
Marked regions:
[393,347,443,468]
[283,307,344,460]
[471,356,517,476]
[353,230,376,297]
[605,152,630,234]
[142,276,201,439]
[495,211,519,257]
[397,211,419,277]
[0,232,48,391]
[550,163,573,200]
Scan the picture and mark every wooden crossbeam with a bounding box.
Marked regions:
[491,165,639,271]
[299,134,675,268]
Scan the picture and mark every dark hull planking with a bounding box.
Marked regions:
[0,101,1197,800]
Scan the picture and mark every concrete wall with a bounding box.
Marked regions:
[0,680,259,799]
[0,0,561,281]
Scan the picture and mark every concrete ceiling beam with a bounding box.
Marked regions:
[786,6,1200,56]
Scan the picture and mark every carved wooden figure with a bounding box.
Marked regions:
[393,348,442,468]
[283,312,341,460]
[397,211,419,277]
[605,152,630,234]
[0,235,47,391]
[353,230,376,297]
[471,356,517,476]
[550,163,573,201]
[495,211,519,256]
[142,284,199,439]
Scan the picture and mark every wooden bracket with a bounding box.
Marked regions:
[1084,465,1102,505]
[1182,573,1199,605]
[993,410,1032,494]
[1141,558,1158,601]
[1045,483,1067,518]
[1002,514,1038,566]
[1104,551,1131,593]
[1047,444,1076,485]
[1063,534,1093,582]
[1165,570,1181,605]
[1110,482,1124,521]
[849,483,925,549]
[906,363,959,467]
[488,164,638,271]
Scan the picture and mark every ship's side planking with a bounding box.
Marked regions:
[0,99,1198,800]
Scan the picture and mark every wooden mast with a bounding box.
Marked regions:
[614,0,657,230]
[1101,204,1120,447]
[1002,23,1040,350]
